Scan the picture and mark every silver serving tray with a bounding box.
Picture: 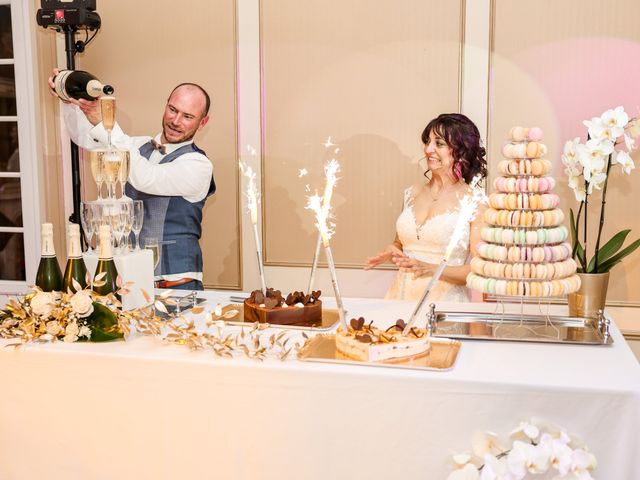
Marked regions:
[429,309,613,345]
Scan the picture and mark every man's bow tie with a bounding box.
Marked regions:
[150,139,167,155]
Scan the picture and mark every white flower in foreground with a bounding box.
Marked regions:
[446,462,479,480]
[472,431,506,457]
[539,433,572,476]
[45,320,62,336]
[600,105,629,139]
[30,291,56,318]
[506,441,549,478]
[566,449,597,479]
[614,150,635,174]
[64,321,79,343]
[69,291,94,318]
[510,421,540,442]
[479,454,507,480]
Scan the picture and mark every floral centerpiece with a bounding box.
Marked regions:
[0,282,302,361]
[447,418,597,480]
[0,282,126,343]
[561,106,640,274]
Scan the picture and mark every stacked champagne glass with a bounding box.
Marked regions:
[80,96,144,256]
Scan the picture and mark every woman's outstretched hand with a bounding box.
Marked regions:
[365,244,403,270]
[391,254,437,279]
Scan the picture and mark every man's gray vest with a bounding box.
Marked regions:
[124,141,216,276]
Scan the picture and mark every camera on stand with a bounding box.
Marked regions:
[36,0,101,31]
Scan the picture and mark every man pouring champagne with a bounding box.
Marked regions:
[48,69,216,291]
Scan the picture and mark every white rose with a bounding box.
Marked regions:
[30,292,55,318]
[64,321,79,342]
[69,291,94,318]
[45,321,62,336]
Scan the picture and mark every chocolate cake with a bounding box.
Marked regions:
[243,288,322,326]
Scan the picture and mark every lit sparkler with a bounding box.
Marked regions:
[240,160,267,293]
[307,159,340,293]
[402,175,486,336]
[306,190,347,331]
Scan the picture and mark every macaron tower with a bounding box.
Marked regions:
[466,127,581,297]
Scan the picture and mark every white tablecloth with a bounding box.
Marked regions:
[1,292,639,479]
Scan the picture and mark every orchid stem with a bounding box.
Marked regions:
[594,154,613,273]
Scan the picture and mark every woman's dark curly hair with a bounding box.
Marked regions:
[421,113,487,185]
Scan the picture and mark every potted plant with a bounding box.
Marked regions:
[561,106,640,318]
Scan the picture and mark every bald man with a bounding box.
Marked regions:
[50,72,215,290]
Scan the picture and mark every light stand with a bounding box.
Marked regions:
[62,27,83,231]
[36,0,102,247]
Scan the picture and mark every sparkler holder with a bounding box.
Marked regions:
[323,243,348,330]
[252,222,267,293]
[307,234,322,294]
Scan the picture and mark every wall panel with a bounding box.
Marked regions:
[489,0,640,304]
[261,0,464,267]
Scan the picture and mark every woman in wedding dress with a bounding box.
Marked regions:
[365,113,487,301]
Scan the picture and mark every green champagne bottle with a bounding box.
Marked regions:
[93,225,121,301]
[63,223,88,293]
[35,222,63,292]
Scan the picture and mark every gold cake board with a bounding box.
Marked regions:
[297,334,461,371]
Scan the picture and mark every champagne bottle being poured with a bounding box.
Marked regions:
[53,69,114,101]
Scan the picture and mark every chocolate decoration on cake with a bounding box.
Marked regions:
[350,317,365,331]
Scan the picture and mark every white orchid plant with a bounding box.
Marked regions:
[561,106,640,273]
[447,418,597,480]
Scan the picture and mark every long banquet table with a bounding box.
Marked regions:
[1,291,639,479]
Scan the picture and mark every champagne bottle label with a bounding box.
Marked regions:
[87,79,106,97]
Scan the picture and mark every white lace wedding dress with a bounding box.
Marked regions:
[384,187,471,302]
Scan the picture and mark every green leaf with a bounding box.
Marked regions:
[597,238,640,273]
[85,302,124,342]
[586,230,631,273]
